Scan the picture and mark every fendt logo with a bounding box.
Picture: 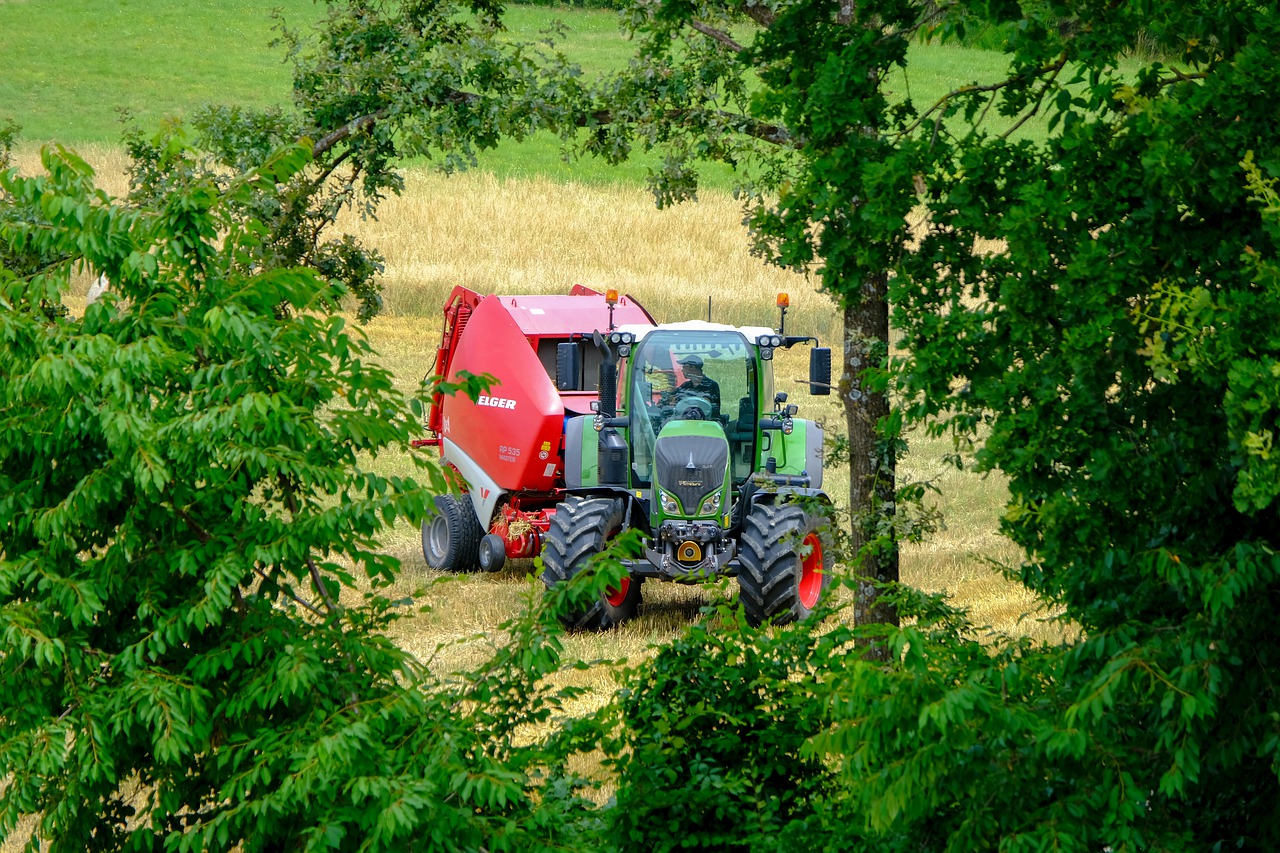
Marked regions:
[476,395,517,410]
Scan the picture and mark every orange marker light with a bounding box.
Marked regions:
[776,293,790,308]
[606,288,619,306]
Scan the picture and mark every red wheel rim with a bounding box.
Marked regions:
[605,576,632,608]
[797,532,823,609]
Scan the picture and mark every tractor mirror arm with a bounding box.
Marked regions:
[758,416,795,435]
[594,414,629,431]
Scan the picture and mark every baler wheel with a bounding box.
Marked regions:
[479,533,507,573]
[738,502,834,626]
[422,494,483,572]
[540,497,641,630]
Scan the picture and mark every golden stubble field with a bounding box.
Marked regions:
[17,144,1052,682]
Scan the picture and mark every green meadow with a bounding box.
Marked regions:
[3,0,1050,187]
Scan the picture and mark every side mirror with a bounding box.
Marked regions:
[556,342,583,391]
[809,347,831,396]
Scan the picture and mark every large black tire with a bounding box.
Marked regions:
[540,497,641,630]
[738,501,834,626]
[421,494,483,572]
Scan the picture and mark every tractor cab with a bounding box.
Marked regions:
[626,326,767,488]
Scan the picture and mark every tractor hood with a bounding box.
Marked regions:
[653,421,730,520]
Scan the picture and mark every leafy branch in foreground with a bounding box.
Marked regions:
[0,143,600,852]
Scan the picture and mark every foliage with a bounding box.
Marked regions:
[513,0,1280,845]
[605,605,842,853]
[0,144,603,851]
[513,0,626,10]
[0,120,70,296]
[884,0,1280,846]
[121,110,389,323]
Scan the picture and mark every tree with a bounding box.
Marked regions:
[576,0,943,636]
[0,142,603,851]
[556,0,1280,844]
[840,0,1280,845]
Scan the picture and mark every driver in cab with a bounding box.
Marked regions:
[675,354,721,420]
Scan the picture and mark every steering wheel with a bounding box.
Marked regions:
[674,395,712,420]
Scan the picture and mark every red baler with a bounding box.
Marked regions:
[414,284,655,571]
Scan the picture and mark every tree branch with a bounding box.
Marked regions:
[278,475,342,615]
[892,55,1068,144]
[1160,68,1210,87]
[312,108,390,158]
[308,555,341,613]
[312,147,354,189]
[252,564,327,619]
[999,58,1067,140]
[175,505,212,544]
[690,20,745,52]
[734,113,795,146]
[578,107,795,147]
[742,0,776,27]
[310,89,480,158]
[305,86,796,171]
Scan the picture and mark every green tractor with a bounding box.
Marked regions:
[542,302,835,629]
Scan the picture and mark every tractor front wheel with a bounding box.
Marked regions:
[540,497,641,630]
[422,494,483,572]
[738,501,834,626]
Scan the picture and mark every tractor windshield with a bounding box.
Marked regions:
[627,330,758,487]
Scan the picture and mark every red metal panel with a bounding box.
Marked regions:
[439,296,566,492]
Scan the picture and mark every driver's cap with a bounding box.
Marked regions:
[678,354,704,367]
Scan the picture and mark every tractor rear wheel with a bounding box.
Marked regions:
[540,497,641,630]
[738,501,834,626]
[422,494,483,572]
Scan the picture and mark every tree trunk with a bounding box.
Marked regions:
[842,273,900,652]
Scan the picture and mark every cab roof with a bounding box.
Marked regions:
[617,319,780,344]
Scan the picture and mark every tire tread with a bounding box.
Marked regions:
[738,501,832,626]
[541,497,640,630]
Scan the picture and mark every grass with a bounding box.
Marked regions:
[2,0,1074,186]
[0,0,326,145]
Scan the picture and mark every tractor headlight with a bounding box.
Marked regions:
[698,492,721,516]
[659,489,680,515]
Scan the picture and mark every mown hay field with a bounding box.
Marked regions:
[18,145,1049,668]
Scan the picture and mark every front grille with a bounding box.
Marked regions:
[654,434,729,515]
